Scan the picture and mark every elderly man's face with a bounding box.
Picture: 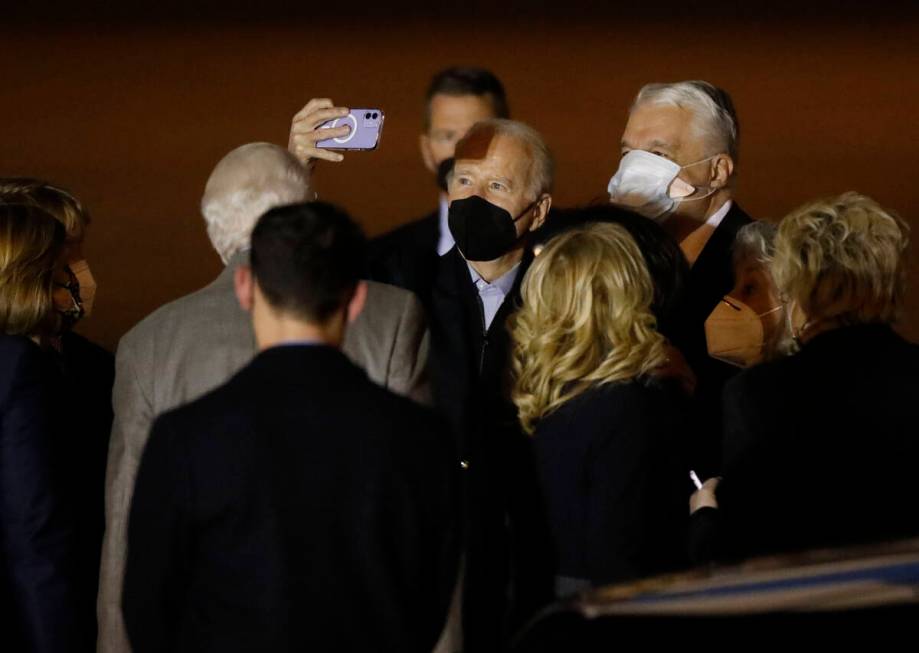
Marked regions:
[420,94,497,176]
[448,131,544,239]
[620,103,719,221]
[729,258,784,351]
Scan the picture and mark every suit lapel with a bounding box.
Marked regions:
[687,203,753,325]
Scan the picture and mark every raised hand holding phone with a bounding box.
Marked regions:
[287,98,352,165]
[316,109,385,150]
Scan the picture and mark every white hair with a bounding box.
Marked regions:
[733,220,777,266]
[461,118,554,199]
[632,80,739,163]
[200,142,311,263]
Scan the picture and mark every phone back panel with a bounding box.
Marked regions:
[315,109,384,150]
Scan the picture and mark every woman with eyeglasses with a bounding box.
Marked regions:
[1,204,81,652]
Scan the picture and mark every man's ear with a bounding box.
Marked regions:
[712,154,735,189]
[234,265,255,312]
[528,194,553,232]
[347,280,368,324]
[419,133,436,174]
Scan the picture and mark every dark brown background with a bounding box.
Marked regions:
[3,3,918,351]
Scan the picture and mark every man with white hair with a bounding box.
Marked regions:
[96,142,431,653]
[608,80,754,478]
[431,118,556,651]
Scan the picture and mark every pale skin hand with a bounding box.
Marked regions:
[287,98,352,166]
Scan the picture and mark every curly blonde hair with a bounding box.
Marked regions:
[772,191,909,327]
[511,222,670,434]
[0,204,65,336]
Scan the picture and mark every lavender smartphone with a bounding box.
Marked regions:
[315,108,385,150]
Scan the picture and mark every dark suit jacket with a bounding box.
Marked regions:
[369,211,440,310]
[123,345,459,653]
[0,335,78,653]
[428,247,554,650]
[532,379,691,589]
[676,202,753,478]
[58,331,114,644]
[691,324,919,563]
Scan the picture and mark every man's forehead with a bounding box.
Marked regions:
[429,94,496,128]
[621,103,694,151]
[454,131,530,179]
[454,124,498,160]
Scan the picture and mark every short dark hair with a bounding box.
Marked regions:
[249,202,367,324]
[533,204,689,341]
[424,67,510,130]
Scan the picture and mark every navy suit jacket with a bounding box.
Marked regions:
[0,335,78,653]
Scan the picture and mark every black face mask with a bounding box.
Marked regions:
[53,267,85,334]
[448,195,534,262]
[436,157,454,192]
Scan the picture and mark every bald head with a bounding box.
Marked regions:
[201,142,311,263]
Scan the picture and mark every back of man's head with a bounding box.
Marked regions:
[425,67,510,129]
[201,143,310,263]
[250,201,366,324]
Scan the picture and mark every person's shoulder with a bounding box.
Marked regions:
[119,270,238,349]
[0,333,41,364]
[150,362,251,440]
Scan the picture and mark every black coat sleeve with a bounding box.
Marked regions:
[122,414,192,653]
[0,340,78,653]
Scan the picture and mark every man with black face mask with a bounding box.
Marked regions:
[428,118,555,651]
[287,69,509,312]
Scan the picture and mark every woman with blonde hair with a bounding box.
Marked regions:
[690,192,919,563]
[1,203,81,652]
[2,178,113,646]
[512,221,691,594]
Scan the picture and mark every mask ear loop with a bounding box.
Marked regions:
[670,154,724,203]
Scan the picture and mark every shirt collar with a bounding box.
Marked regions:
[705,199,733,229]
[466,260,521,295]
[436,194,454,256]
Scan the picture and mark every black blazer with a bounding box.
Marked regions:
[368,211,440,310]
[676,202,753,478]
[532,379,691,589]
[428,247,554,650]
[58,331,114,644]
[691,324,919,563]
[0,335,78,653]
[123,345,459,653]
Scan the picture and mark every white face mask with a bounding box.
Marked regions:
[607,150,717,221]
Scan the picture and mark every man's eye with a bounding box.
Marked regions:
[489,182,507,192]
[458,177,472,186]
[620,149,630,159]
[652,150,668,159]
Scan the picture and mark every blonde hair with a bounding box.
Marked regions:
[0,177,90,242]
[511,222,670,434]
[0,204,65,336]
[772,191,909,327]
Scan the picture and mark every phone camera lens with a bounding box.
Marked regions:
[365,112,371,119]
[372,112,378,119]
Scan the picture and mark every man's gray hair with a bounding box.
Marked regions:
[462,118,554,199]
[632,80,739,163]
[200,142,311,263]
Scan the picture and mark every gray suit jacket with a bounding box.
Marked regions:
[97,255,430,652]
